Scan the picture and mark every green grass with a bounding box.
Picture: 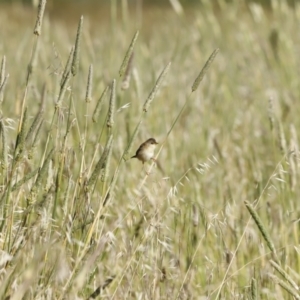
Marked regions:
[1,1,300,299]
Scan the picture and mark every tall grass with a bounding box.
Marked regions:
[1,1,300,299]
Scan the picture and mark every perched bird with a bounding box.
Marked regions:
[131,138,158,165]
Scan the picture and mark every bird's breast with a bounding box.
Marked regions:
[141,145,156,161]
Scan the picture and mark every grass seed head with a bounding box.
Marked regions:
[85,64,93,103]
[119,30,139,78]
[107,79,116,128]
[71,15,83,76]
[143,62,171,112]
[33,0,47,36]
[61,46,74,87]
[191,48,219,92]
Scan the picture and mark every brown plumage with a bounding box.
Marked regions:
[131,138,158,164]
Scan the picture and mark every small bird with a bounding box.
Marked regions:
[131,138,158,166]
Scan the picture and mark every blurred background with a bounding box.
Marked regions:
[1,0,298,33]
[1,0,298,15]
[0,0,298,8]
[0,0,298,30]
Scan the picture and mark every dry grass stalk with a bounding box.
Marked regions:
[12,168,40,191]
[123,119,142,161]
[71,16,83,76]
[119,30,139,77]
[151,53,218,146]
[244,201,277,257]
[62,177,72,219]
[92,86,109,123]
[27,38,39,83]
[85,64,93,103]
[30,147,55,197]
[56,71,71,107]
[121,52,134,90]
[0,56,6,104]
[270,260,299,292]
[191,48,219,92]
[46,157,53,192]
[0,120,7,170]
[250,277,258,300]
[0,56,5,84]
[15,107,28,159]
[101,138,113,182]
[0,74,9,105]
[61,46,74,87]
[107,79,116,128]
[28,119,43,159]
[288,136,297,191]
[268,273,300,299]
[290,124,300,169]
[143,62,171,112]
[26,114,44,155]
[25,86,46,147]
[87,135,113,189]
[33,0,47,36]
[103,168,119,207]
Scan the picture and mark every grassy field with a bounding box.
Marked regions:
[1,1,300,299]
